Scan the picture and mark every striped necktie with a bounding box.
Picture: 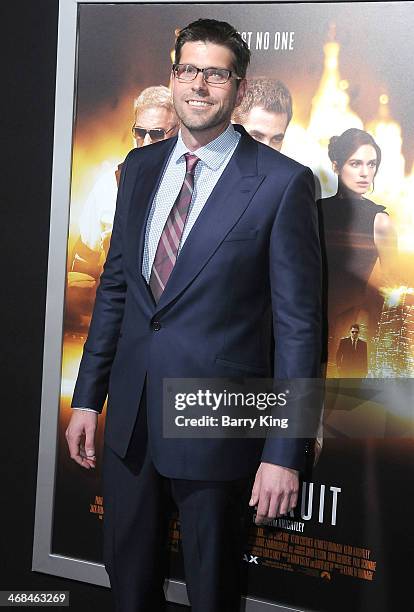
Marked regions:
[149,152,200,303]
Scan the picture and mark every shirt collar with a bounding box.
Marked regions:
[172,123,240,170]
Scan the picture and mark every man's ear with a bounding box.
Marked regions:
[235,78,247,108]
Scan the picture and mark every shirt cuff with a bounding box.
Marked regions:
[72,407,99,413]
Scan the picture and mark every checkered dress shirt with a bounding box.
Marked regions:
[141,123,240,281]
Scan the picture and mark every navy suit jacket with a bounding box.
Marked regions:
[72,126,322,480]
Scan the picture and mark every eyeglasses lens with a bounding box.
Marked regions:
[174,64,229,84]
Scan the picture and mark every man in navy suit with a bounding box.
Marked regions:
[66,19,322,612]
[336,323,368,378]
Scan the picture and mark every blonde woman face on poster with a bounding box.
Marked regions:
[333,144,378,197]
[327,129,398,285]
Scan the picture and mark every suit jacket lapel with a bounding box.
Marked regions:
[155,129,265,314]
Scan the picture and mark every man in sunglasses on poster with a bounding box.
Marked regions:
[72,85,179,275]
[66,18,321,612]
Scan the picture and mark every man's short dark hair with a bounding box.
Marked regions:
[233,77,293,125]
[175,19,251,79]
[350,323,360,331]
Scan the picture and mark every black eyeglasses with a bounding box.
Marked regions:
[172,63,242,85]
[351,330,359,334]
[132,126,177,141]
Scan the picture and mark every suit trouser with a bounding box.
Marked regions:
[102,398,253,612]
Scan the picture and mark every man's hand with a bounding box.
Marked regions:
[65,410,98,469]
[249,462,299,524]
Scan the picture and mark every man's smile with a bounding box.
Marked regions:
[186,99,214,107]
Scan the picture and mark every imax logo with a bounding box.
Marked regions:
[243,554,259,565]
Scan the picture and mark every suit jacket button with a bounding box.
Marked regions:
[152,321,162,331]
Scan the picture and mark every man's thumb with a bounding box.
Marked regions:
[85,428,96,457]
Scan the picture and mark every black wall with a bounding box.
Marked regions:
[1,2,183,609]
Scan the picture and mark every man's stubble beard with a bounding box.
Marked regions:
[179,111,229,133]
[174,94,236,135]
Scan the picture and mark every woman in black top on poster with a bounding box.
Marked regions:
[318,128,398,376]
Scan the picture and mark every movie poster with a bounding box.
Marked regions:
[52,3,414,610]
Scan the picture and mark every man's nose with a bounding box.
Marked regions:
[143,133,152,147]
[191,71,208,92]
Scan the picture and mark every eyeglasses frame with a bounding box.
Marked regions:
[172,63,242,85]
